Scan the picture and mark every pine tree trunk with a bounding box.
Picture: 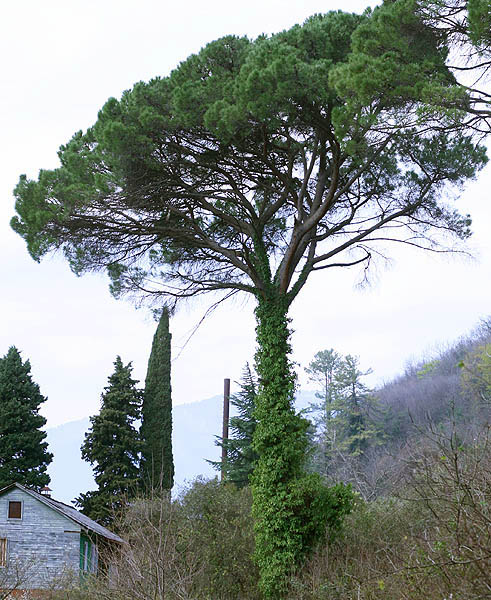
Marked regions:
[251,295,309,599]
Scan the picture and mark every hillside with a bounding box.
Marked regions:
[310,319,491,500]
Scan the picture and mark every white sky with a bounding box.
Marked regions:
[0,0,489,427]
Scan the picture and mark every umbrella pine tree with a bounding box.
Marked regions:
[12,1,489,594]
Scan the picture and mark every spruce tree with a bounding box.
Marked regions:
[332,355,379,457]
[141,307,174,491]
[212,364,258,487]
[0,347,52,490]
[305,349,343,474]
[77,356,141,525]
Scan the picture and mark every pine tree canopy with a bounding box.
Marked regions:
[11,1,488,305]
[0,347,52,490]
[78,356,142,525]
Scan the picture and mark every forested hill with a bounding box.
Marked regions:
[314,319,490,500]
[378,318,490,444]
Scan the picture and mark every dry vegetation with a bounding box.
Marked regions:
[50,422,489,600]
[51,324,490,599]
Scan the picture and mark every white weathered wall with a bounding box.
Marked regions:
[0,488,81,589]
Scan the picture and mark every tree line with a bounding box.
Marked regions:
[214,317,490,501]
[0,307,174,527]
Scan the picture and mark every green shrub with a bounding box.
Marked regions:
[178,478,259,599]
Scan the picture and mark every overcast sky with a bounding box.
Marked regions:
[1,0,489,428]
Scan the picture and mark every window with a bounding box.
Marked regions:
[0,539,6,567]
[8,501,22,520]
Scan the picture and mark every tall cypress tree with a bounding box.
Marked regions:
[0,346,52,490]
[77,356,142,525]
[141,307,174,491]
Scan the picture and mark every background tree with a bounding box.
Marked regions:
[211,363,258,487]
[331,354,379,456]
[11,1,489,595]
[306,351,381,474]
[459,339,491,408]
[141,307,174,491]
[77,356,141,526]
[306,349,342,410]
[0,347,52,490]
[305,349,342,474]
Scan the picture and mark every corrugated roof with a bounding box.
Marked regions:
[0,483,124,543]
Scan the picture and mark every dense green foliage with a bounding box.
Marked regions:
[11,1,489,595]
[251,298,356,597]
[252,297,312,596]
[211,363,258,487]
[141,307,174,491]
[0,347,52,490]
[77,357,141,525]
[467,0,491,46]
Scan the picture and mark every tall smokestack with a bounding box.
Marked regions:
[221,378,230,482]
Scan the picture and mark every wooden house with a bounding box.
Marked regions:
[0,482,123,595]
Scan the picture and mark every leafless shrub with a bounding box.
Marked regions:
[291,422,490,600]
[69,479,258,600]
[0,557,50,600]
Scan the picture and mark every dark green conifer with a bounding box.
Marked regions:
[77,356,141,525]
[0,347,52,490]
[332,355,378,457]
[212,364,258,487]
[141,307,174,491]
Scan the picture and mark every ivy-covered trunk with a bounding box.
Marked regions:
[251,294,310,598]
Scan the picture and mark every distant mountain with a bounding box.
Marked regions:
[45,390,316,504]
[45,417,94,504]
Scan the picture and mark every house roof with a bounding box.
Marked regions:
[0,483,124,543]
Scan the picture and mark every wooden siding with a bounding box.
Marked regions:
[0,488,81,590]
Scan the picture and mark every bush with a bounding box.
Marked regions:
[76,478,258,600]
[177,478,259,599]
[290,425,491,600]
[67,425,490,599]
